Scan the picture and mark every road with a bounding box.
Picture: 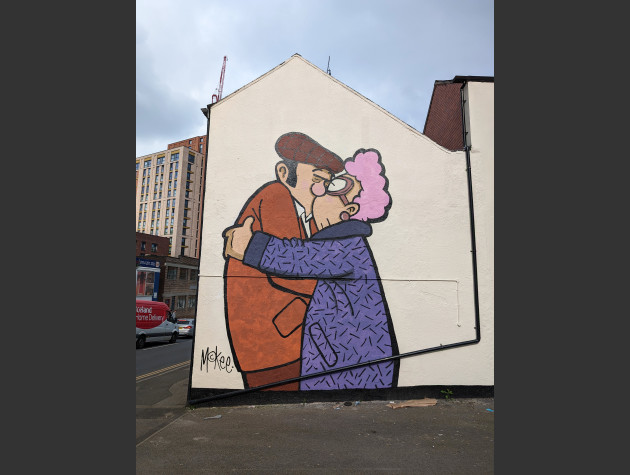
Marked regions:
[136,335,194,445]
[135,335,194,378]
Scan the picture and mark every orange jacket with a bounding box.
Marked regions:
[225,181,317,372]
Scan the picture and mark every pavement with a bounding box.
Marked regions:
[136,367,494,474]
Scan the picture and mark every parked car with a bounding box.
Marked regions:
[136,300,178,349]
[177,318,195,338]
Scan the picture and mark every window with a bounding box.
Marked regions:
[166,209,170,217]
[177,296,186,309]
[175,162,179,170]
[151,243,158,253]
[166,199,170,207]
[200,137,203,142]
[136,271,155,298]
[179,268,187,280]
[172,199,176,206]
[188,154,195,164]
[167,267,177,279]
[136,162,140,171]
[189,140,192,144]
[184,199,189,208]
[140,241,146,251]
[175,171,178,179]
[199,144,203,152]
[171,152,179,161]
[188,295,196,308]
[144,160,151,168]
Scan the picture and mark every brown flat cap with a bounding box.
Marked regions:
[275,132,344,173]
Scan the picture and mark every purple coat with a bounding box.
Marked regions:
[243,220,399,390]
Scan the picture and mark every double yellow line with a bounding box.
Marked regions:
[136,360,190,382]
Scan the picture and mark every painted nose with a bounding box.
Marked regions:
[312,181,326,197]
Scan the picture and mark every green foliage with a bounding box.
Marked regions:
[440,388,454,399]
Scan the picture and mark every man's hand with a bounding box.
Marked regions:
[222,216,255,260]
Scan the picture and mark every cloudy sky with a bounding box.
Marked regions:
[136,0,493,157]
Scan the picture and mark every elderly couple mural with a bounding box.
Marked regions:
[222,132,399,391]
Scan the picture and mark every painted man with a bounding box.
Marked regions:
[223,132,344,390]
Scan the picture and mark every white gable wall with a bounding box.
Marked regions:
[192,56,493,390]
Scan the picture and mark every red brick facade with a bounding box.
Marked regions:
[167,135,207,155]
[423,81,465,151]
[136,232,170,257]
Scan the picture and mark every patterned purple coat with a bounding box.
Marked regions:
[243,220,399,390]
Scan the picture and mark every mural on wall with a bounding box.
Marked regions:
[221,132,399,391]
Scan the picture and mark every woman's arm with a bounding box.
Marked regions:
[243,232,363,279]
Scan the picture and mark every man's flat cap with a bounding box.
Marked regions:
[275,132,344,173]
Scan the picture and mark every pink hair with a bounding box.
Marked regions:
[344,149,390,222]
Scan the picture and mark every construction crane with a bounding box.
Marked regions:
[211,56,227,104]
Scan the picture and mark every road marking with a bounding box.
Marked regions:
[136,360,190,382]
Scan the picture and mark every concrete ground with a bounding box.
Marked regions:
[136,367,494,473]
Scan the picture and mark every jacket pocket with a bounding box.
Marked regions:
[272,297,307,337]
[308,322,338,367]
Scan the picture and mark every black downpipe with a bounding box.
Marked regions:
[189,85,483,406]
[460,81,482,343]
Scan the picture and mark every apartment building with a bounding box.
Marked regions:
[135,146,205,258]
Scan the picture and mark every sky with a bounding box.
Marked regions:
[136,0,493,157]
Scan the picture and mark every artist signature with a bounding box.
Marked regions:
[200,346,234,373]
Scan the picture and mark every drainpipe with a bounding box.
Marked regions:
[188,85,483,406]
[460,80,482,343]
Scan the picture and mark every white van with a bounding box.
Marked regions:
[136,300,179,349]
